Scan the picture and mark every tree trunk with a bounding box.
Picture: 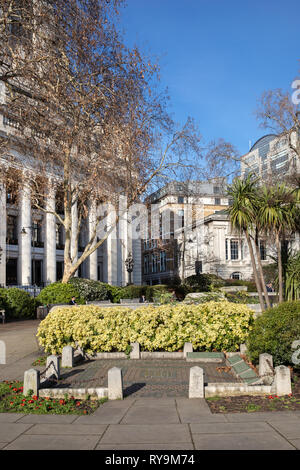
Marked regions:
[276,231,284,303]
[245,231,265,311]
[254,233,271,309]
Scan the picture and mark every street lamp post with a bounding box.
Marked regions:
[21,223,38,288]
[125,252,134,285]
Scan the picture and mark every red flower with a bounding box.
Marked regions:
[20,404,25,407]
[28,400,34,404]
[76,402,81,406]
[32,395,38,400]
[268,396,273,399]
[59,400,65,405]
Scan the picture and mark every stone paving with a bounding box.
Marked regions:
[53,358,240,398]
[1,320,300,450]
[0,399,300,450]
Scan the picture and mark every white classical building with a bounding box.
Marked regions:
[0,179,142,288]
[0,82,142,288]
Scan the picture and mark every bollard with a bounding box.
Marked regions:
[259,353,273,377]
[274,365,292,396]
[0,340,6,364]
[62,346,74,368]
[183,342,193,358]
[108,367,123,400]
[130,342,140,359]
[46,355,60,380]
[189,366,204,398]
[24,369,40,396]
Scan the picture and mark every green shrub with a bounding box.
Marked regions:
[184,274,225,292]
[37,282,85,306]
[2,288,36,318]
[68,278,110,301]
[224,279,257,292]
[247,301,300,366]
[183,292,226,304]
[37,301,254,354]
[225,291,260,304]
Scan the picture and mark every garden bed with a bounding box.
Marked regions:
[206,372,300,413]
[0,380,107,415]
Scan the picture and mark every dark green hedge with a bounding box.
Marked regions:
[247,301,300,367]
[0,288,36,319]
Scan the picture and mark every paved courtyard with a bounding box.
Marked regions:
[54,358,239,398]
[1,320,300,450]
[0,400,300,450]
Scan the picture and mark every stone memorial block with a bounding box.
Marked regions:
[240,344,247,355]
[46,355,60,380]
[62,346,74,368]
[189,366,204,398]
[259,353,274,377]
[108,367,123,400]
[24,369,40,396]
[274,365,292,396]
[0,340,5,364]
[130,342,140,359]
[183,342,193,358]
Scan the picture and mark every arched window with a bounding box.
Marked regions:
[231,272,241,280]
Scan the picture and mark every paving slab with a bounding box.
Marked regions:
[232,361,251,374]
[132,397,176,406]
[3,434,100,450]
[224,411,300,422]
[267,420,300,439]
[191,421,273,434]
[74,406,130,425]
[17,414,79,424]
[96,443,195,450]
[24,423,107,436]
[290,439,300,450]
[193,431,296,450]
[120,404,180,424]
[100,424,191,445]
[0,413,25,423]
[0,423,33,443]
[176,398,228,423]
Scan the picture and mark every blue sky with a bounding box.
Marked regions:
[119,0,300,156]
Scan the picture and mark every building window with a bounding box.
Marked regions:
[195,260,202,274]
[178,196,184,204]
[213,186,220,194]
[6,215,18,244]
[231,272,241,280]
[259,240,267,260]
[225,239,228,260]
[160,252,166,272]
[56,224,64,250]
[144,255,150,275]
[32,221,43,247]
[230,240,239,260]
[215,198,221,205]
[177,210,184,229]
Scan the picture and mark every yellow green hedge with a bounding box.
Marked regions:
[36,302,254,354]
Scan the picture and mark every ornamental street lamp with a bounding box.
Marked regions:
[125,252,134,285]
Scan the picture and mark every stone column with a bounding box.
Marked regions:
[88,202,98,280]
[0,184,6,286]
[71,200,78,277]
[18,184,32,285]
[118,198,128,286]
[45,187,56,284]
[106,210,118,285]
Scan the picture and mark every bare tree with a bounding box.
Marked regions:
[0,1,206,283]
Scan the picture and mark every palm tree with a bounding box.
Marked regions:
[258,184,296,303]
[226,174,266,311]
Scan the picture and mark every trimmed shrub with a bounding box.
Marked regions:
[36,282,85,306]
[68,278,110,301]
[224,279,257,292]
[2,288,36,319]
[183,274,225,292]
[225,292,260,304]
[247,301,300,367]
[37,301,254,354]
